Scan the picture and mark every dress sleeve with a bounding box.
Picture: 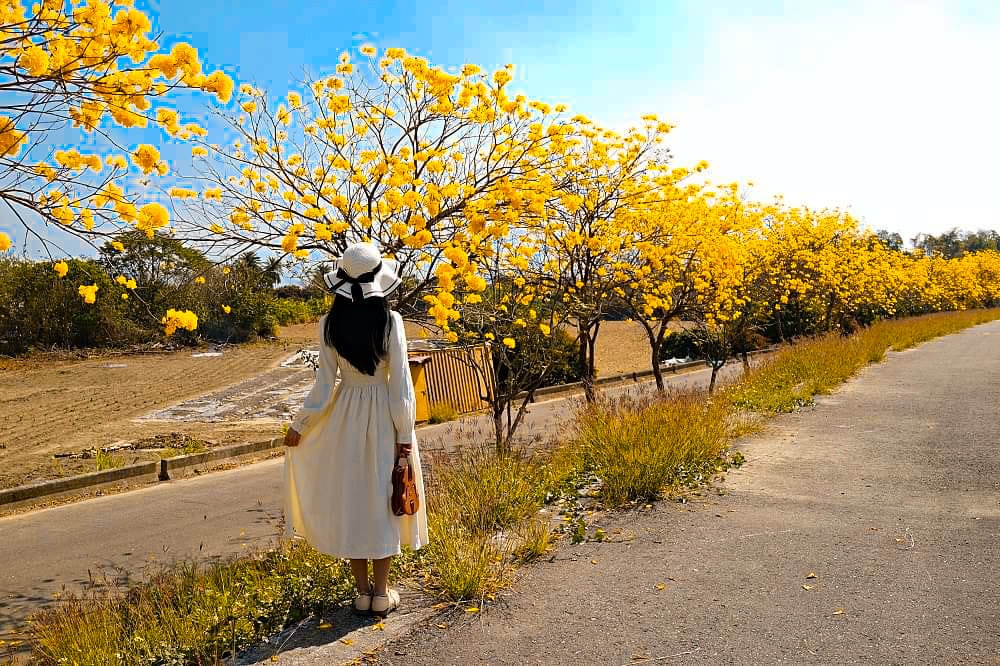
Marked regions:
[387,311,416,444]
[291,319,339,433]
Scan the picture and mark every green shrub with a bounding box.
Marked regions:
[272,296,330,326]
[0,257,144,354]
[658,329,700,361]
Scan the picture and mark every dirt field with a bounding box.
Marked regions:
[0,320,658,490]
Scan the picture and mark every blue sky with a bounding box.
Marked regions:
[6,0,1000,257]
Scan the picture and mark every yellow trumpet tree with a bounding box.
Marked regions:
[445,231,573,450]
[535,115,687,400]
[172,47,579,317]
[616,182,748,390]
[0,0,232,262]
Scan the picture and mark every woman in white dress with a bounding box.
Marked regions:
[283,242,429,617]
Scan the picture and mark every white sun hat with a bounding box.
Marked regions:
[323,242,402,301]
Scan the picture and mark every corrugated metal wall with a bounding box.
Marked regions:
[415,343,494,415]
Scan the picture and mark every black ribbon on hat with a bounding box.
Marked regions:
[330,261,381,302]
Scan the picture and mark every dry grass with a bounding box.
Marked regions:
[427,401,459,424]
[29,541,355,665]
[726,309,1000,414]
[573,393,732,507]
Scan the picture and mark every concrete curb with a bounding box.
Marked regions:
[0,461,159,505]
[159,438,283,480]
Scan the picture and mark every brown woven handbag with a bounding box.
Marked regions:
[391,455,420,516]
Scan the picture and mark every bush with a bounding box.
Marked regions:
[658,329,700,361]
[428,401,459,424]
[497,326,585,390]
[272,296,330,327]
[0,257,146,354]
[29,541,354,665]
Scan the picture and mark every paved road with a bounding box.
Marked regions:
[0,361,740,635]
[374,320,1000,665]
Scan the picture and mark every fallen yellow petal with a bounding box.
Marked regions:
[591,559,598,565]
[372,621,385,631]
[340,638,354,645]
[832,608,845,615]
[466,606,480,613]
[436,623,448,629]
[655,582,666,591]
[318,621,333,629]
[802,584,814,591]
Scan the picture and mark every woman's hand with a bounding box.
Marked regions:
[284,428,302,448]
[395,441,412,458]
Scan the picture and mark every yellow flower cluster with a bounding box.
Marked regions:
[78,284,98,304]
[161,308,199,336]
[135,203,169,238]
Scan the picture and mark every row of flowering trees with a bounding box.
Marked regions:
[2,4,999,446]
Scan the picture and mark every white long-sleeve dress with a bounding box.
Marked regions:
[284,311,429,559]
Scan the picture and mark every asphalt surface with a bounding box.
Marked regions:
[0,361,739,636]
[374,320,1000,665]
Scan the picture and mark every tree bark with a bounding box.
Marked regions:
[492,405,505,453]
[652,345,665,391]
[578,326,597,403]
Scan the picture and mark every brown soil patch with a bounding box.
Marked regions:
[0,339,305,489]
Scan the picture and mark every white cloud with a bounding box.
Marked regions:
[633,1,1000,240]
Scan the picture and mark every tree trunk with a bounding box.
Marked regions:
[651,341,665,390]
[741,348,750,373]
[492,405,506,454]
[709,364,720,394]
[578,327,597,403]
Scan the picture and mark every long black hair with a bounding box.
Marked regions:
[324,293,393,375]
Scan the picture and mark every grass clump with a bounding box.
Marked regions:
[427,401,459,424]
[94,449,124,471]
[29,541,353,665]
[573,393,732,507]
[424,447,550,599]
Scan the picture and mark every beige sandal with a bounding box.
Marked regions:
[370,588,400,617]
[353,591,372,614]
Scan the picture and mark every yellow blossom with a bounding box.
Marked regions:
[78,284,98,304]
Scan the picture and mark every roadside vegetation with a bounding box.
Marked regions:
[25,309,1000,665]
